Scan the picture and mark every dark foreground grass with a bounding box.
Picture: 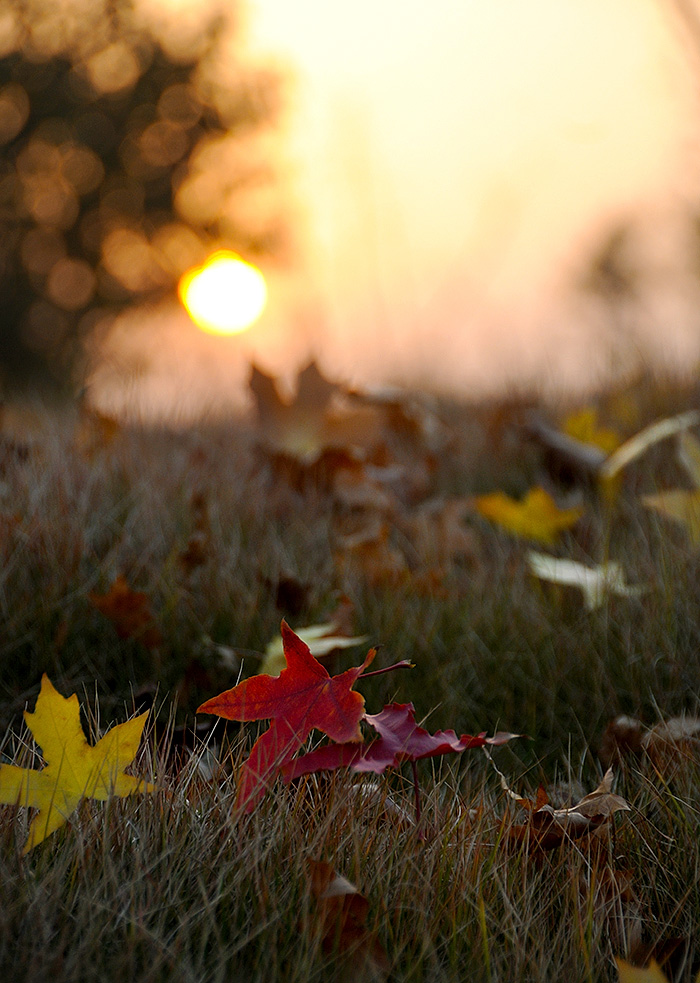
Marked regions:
[1,384,700,980]
[1,736,699,982]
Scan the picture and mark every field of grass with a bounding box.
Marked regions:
[1,375,699,981]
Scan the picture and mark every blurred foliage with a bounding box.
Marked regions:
[0,0,287,394]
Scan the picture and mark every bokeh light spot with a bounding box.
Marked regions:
[179,250,267,335]
[0,83,29,145]
[85,42,140,95]
[47,257,96,310]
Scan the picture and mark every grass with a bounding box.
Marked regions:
[1,375,700,981]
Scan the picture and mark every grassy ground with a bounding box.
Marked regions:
[1,376,699,981]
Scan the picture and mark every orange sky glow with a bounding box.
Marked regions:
[96,0,700,418]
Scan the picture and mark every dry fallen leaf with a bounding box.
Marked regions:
[0,675,151,853]
[331,463,397,513]
[259,622,369,677]
[503,767,630,850]
[400,497,477,568]
[600,713,700,769]
[334,517,409,587]
[643,489,700,544]
[527,552,648,610]
[307,859,389,981]
[474,486,583,544]
[641,430,700,543]
[600,410,700,482]
[250,361,385,467]
[75,398,121,458]
[89,575,162,650]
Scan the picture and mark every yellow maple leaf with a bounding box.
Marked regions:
[563,407,621,455]
[0,675,152,853]
[615,958,675,983]
[473,487,583,545]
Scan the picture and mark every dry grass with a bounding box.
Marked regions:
[1,379,700,981]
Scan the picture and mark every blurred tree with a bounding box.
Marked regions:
[0,0,287,395]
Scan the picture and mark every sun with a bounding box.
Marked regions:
[178,250,267,335]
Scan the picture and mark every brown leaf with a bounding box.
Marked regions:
[178,491,211,575]
[89,575,162,650]
[334,518,408,587]
[643,715,700,767]
[508,768,630,850]
[178,531,209,574]
[400,497,477,568]
[307,859,389,981]
[260,574,313,617]
[332,464,397,513]
[600,714,700,769]
[75,400,121,458]
[250,361,385,468]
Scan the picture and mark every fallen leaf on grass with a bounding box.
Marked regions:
[89,575,162,650]
[600,714,700,768]
[178,490,211,575]
[197,623,384,811]
[307,859,389,981]
[75,399,121,458]
[0,675,151,853]
[283,702,520,779]
[350,383,453,456]
[334,517,409,587]
[563,407,621,455]
[400,498,477,568]
[331,463,397,513]
[642,430,700,543]
[600,410,700,482]
[259,622,369,677]
[645,715,700,759]
[643,489,700,544]
[473,486,583,544]
[615,958,675,983]
[505,767,630,850]
[250,361,385,467]
[527,552,648,610]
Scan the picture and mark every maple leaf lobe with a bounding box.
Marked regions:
[197,622,376,810]
[0,674,151,853]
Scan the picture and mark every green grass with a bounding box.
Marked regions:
[1,379,700,981]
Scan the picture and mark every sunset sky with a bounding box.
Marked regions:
[99,0,700,416]
[237,0,699,390]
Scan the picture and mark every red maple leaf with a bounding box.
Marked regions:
[282,702,520,779]
[197,621,378,810]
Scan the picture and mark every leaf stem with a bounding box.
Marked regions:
[361,659,413,679]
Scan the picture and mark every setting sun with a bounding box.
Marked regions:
[178,251,267,335]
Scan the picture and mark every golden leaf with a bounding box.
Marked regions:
[0,675,151,853]
[474,487,583,545]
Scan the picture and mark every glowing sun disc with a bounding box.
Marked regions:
[179,250,267,335]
